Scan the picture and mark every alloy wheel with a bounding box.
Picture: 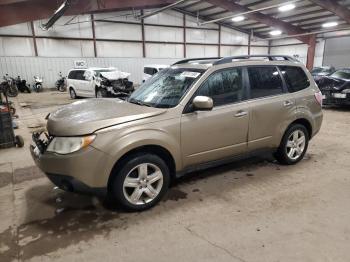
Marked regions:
[123,163,163,205]
[286,130,306,160]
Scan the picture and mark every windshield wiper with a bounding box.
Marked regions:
[128,98,152,107]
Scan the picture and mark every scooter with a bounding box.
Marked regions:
[15,76,31,93]
[55,72,66,92]
[33,76,43,92]
[3,74,18,97]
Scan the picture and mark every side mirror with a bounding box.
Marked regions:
[192,96,213,111]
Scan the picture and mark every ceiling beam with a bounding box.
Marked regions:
[0,0,176,27]
[309,0,350,24]
[205,0,311,43]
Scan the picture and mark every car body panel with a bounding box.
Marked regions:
[47,99,166,136]
[181,101,249,168]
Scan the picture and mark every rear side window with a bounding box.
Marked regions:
[248,66,284,99]
[196,67,244,107]
[74,70,86,80]
[279,66,310,92]
[144,67,157,75]
[68,71,77,79]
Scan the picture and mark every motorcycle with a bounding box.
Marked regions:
[33,76,43,92]
[3,74,18,97]
[15,76,31,93]
[55,72,66,92]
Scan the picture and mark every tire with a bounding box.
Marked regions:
[34,84,42,93]
[274,124,309,165]
[69,88,77,99]
[95,88,108,98]
[110,153,170,211]
[10,106,16,116]
[7,85,18,97]
[15,135,24,148]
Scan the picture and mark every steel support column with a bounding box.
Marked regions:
[306,34,316,70]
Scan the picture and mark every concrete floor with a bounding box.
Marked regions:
[1,91,350,262]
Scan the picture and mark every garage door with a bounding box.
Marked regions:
[323,36,350,68]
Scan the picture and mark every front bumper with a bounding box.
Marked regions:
[322,91,350,106]
[30,137,112,191]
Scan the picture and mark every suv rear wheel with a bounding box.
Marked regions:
[275,124,309,165]
[110,153,170,211]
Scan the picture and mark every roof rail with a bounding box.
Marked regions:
[213,55,298,65]
[172,57,222,65]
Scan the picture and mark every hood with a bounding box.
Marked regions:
[316,76,349,91]
[47,99,166,136]
[100,71,130,80]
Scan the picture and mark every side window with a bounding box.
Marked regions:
[144,67,157,75]
[196,67,244,107]
[279,66,310,92]
[248,66,284,99]
[84,70,92,81]
[68,71,76,79]
[75,70,85,81]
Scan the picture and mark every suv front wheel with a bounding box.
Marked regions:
[275,124,309,165]
[110,153,170,211]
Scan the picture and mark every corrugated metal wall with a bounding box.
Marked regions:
[0,10,269,86]
[0,56,179,86]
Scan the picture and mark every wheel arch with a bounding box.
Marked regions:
[288,118,312,139]
[107,144,177,192]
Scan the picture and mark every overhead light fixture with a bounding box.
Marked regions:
[278,3,296,12]
[231,16,245,22]
[270,30,282,36]
[322,21,338,28]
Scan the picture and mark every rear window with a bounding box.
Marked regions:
[280,66,310,92]
[144,67,158,75]
[248,66,284,99]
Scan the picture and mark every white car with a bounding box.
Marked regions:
[67,67,132,99]
[143,65,168,82]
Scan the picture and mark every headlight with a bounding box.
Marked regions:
[46,135,96,154]
[341,89,350,94]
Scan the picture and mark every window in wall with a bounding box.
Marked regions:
[279,66,310,92]
[248,66,284,99]
[196,67,244,107]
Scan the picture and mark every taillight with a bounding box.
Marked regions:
[314,91,323,106]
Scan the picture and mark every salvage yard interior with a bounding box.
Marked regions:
[1,0,350,261]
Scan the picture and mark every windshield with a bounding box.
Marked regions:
[93,69,115,76]
[330,69,350,80]
[128,67,204,108]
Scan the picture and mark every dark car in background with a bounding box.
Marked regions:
[311,66,335,81]
[316,68,350,106]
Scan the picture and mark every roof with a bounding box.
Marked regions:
[1,0,350,42]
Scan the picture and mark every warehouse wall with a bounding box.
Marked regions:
[270,39,308,65]
[0,10,270,86]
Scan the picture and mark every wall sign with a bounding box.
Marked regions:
[74,60,87,69]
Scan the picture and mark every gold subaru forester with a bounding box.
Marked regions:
[31,55,323,211]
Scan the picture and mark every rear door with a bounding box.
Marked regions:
[181,67,250,168]
[246,66,296,150]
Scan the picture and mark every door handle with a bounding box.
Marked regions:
[283,100,294,107]
[235,110,248,117]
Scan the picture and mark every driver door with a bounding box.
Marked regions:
[181,67,250,168]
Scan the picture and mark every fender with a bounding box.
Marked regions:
[93,124,182,186]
